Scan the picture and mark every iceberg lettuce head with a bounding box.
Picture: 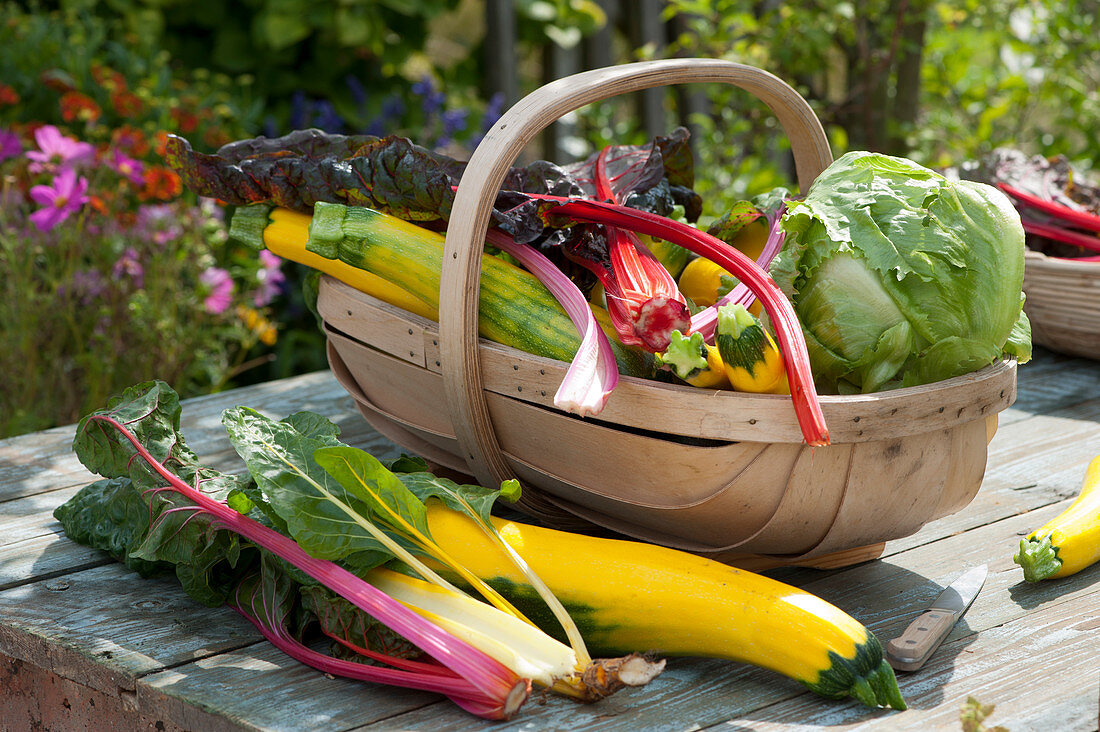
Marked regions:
[771,151,1031,394]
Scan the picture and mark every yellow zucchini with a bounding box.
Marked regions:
[716,303,789,394]
[422,500,906,710]
[261,207,439,320]
[1014,454,1100,581]
[229,203,652,378]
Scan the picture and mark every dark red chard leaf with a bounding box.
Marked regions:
[168,127,704,311]
[562,127,701,221]
[166,130,466,224]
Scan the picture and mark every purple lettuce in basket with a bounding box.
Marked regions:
[959,148,1100,258]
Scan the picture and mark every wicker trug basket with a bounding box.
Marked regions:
[318,59,1018,570]
[1023,249,1100,360]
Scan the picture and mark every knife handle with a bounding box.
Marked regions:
[885,608,959,672]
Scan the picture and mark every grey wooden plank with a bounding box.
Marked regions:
[0,369,402,505]
[0,532,112,591]
[796,499,1100,648]
[1008,345,1100,423]
[736,585,1100,731]
[0,563,257,698]
[138,641,443,732]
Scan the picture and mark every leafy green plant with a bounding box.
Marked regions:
[0,3,262,148]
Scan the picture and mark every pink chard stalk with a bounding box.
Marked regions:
[568,147,691,353]
[550,198,829,447]
[487,228,619,417]
[689,203,789,341]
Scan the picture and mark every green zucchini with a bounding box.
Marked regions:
[308,202,653,377]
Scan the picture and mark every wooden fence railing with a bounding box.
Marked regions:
[483,0,699,162]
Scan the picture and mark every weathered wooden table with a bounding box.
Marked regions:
[3,347,1099,731]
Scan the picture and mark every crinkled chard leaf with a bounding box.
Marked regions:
[167,126,701,251]
[221,407,398,572]
[53,477,169,578]
[299,583,423,662]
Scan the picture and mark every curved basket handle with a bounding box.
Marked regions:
[440,58,833,490]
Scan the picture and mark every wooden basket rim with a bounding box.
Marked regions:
[318,275,1017,445]
[1025,247,1100,274]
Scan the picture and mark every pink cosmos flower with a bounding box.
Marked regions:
[253,249,286,307]
[25,125,95,173]
[200,266,234,314]
[29,168,89,231]
[0,129,21,163]
[109,148,144,185]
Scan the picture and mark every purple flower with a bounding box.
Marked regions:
[109,149,144,185]
[111,247,144,289]
[289,91,309,130]
[413,77,444,119]
[28,168,89,231]
[345,74,367,107]
[442,109,469,136]
[135,203,182,245]
[200,266,234,314]
[0,129,22,163]
[253,249,286,307]
[25,125,95,173]
[58,268,108,306]
[311,99,344,133]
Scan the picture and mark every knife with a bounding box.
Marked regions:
[885,564,987,672]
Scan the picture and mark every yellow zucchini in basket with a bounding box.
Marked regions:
[716,303,790,394]
[1014,454,1100,581]
[229,203,652,378]
[260,207,440,321]
[422,501,907,710]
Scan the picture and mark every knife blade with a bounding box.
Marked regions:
[885,564,987,672]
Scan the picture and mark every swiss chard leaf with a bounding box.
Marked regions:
[562,127,700,219]
[221,407,397,571]
[311,445,432,538]
[53,477,170,578]
[68,381,264,605]
[299,583,422,662]
[73,380,196,482]
[168,127,701,245]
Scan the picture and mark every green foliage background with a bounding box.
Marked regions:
[3,0,1097,437]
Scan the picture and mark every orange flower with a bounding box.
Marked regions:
[110,91,143,118]
[111,125,150,158]
[91,64,127,92]
[237,306,278,346]
[153,130,170,159]
[60,91,101,123]
[139,166,183,201]
[169,106,199,134]
[0,84,19,106]
[115,210,137,229]
[87,194,111,216]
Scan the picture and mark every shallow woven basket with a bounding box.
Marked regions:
[318,59,1018,569]
[1023,249,1100,360]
